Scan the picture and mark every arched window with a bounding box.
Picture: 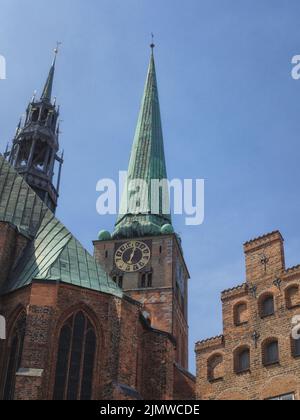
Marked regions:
[53,311,97,400]
[3,313,26,400]
[207,354,224,382]
[31,108,39,122]
[234,347,250,373]
[41,108,49,122]
[259,294,275,318]
[263,339,279,366]
[139,272,153,289]
[285,285,300,309]
[234,302,248,326]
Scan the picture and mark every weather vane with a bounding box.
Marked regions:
[150,33,155,50]
[54,41,62,55]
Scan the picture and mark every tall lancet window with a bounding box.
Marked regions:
[3,313,26,400]
[53,311,97,400]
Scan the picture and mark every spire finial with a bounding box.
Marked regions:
[31,90,37,103]
[53,41,62,65]
[41,44,61,102]
[150,33,155,51]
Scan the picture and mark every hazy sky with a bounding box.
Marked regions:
[1,0,300,373]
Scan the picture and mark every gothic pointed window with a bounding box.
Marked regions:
[3,313,26,400]
[31,108,39,122]
[53,311,97,400]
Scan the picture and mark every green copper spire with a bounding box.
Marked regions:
[40,45,59,102]
[113,46,173,239]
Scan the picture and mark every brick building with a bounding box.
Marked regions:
[0,47,195,400]
[195,231,300,400]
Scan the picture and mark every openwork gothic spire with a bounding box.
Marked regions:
[6,47,63,213]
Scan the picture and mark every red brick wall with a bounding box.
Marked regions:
[196,232,300,400]
[0,281,180,400]
[140,328,175,400]
[173,364,196,400]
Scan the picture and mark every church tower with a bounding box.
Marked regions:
[5,48,63,213]
[94,45,190,369]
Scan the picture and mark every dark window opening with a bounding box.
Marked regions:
[31,109,39,122]
[16,140,31,167]
[41,109,49,122]
[260,295,275,318]
[53,312,96,400]
[32,141,49,172]
[140,272,153,289]
[147,273,152,288]
[118,276,123,289]
[292,337,300,358]
[235,348,250,374]
[263,340,279,366]
[3,314,26,400]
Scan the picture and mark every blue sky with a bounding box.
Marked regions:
[1,0,300,373]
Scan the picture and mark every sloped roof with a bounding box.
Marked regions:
[0,155,122,298]
[0,156,47,238]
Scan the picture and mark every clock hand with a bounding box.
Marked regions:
[128,246,137,264]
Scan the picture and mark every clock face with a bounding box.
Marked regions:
[115,241,151,273]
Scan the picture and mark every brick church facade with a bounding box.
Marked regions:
[196,231,300,400]
[1,45,299,401]
[0,47,195,400]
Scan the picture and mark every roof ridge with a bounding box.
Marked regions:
[196,335,224,346]
[244,230,282,246]
[221,283,247,295]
